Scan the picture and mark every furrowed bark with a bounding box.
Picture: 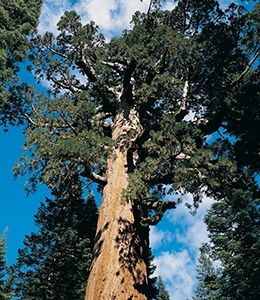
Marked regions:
[85,103,150,299]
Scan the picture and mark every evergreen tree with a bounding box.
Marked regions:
[193,189,260,299]
[0,231,13,300]
[0,0,43,128]
[148,248,158,299]
[155,276,170,300]
[6,0,260,298]
[192,245,223,300]
[12,174,98,300]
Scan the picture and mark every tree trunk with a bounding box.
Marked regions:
[85,106,150,299]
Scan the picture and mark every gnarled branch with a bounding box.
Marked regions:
[141,200,176,226]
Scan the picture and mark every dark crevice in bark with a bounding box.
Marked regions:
[90,222,109,267]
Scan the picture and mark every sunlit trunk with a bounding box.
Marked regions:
[85,105,150,299]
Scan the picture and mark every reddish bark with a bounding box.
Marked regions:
[85,106,150,299]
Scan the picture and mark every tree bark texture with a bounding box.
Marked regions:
[85,105,150,299]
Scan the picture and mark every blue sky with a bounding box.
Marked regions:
[0,127,49,262]
[1,0,256,299]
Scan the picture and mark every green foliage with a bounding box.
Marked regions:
[0,0,259,297]
[147,248,158,299]
[154,276,170,300]
[0,233,5,297]
[0,231,13,300]
[12,174,98,300]
[0,0,43,128]
[193,188,260,299]
[192,245,223,300]
[8,1,260,223]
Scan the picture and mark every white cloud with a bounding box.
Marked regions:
[162,0,177,11]
[38,0,148,36]
[150,196,214,299]
[38,0,178,38]
[154,250,196,300]
[150,227,174,249]
[75,0,147,37]
[168,195,214,261]
[38,0,72,34]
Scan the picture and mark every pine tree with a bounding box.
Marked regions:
[193,188,260,299]
[155,276,170,300]
[0,0,43,128]
[12,174,98,300]
[0,231,13,300]
[192,245,223,300]
[0,233,5,299]
[6,0,260,298]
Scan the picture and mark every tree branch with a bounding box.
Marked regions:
[81,165,107,186]
[231,52,259,86]
[101,60,124,73]
[46,45,68,59]
[141,200,176,226]
[76,50,98,83]
[142,171,175,185]
[49,76,78,94]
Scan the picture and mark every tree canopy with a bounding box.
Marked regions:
[11,0,260,217]
[0,0,42,129]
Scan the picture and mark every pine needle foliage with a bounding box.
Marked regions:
[154,276,170,300]
[193,188,260,300]
[0,231,13,300]
[10,0,260,216]
[12,174,98,300]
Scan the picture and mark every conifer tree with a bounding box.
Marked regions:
[6,0,260,298]
[193,188,260,299]
[192,245,223,300]
[0,231,13,300]
[155,276,170,300]
[12,174,98,300]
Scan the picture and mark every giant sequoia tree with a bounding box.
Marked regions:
[7,0,260,299]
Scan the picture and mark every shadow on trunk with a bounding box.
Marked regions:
[115,204,155,299]
[91,221,110,263]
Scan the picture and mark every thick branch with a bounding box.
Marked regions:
[101,60,124,73]
[141,200,176,226]
[134,118,161,146]
[181,80,189,110]
[76,50,97,83]
[81,166,107,186]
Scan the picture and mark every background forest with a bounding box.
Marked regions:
[0,0,259,299]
